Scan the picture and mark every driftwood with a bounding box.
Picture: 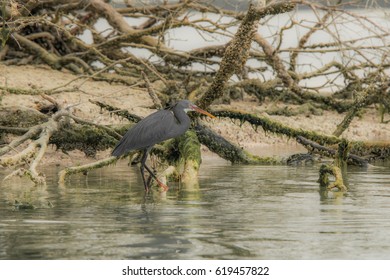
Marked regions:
[195,121,280,165]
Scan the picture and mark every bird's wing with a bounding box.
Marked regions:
[112,110,176,156]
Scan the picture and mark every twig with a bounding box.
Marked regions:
[89,99,142,122]
[141,71,163,109]
[58,156,119,185]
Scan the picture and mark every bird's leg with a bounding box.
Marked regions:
[145,158,156,187]
[143,163,169,192]
[140,150,150,192]
[146,174,153,188]
[140,149,169,192]
[140,166,149,192]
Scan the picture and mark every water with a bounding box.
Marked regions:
[1,159,390,260]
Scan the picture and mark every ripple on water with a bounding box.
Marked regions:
[1,162,390,259]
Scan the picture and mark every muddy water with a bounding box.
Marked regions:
[1,158,390,259]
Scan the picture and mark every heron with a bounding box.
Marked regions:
[112,100,215,192]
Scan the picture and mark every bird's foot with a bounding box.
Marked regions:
[156,180,169,192]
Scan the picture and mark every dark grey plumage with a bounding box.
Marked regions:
[112,100,191,156]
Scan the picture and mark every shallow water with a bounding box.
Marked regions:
[1,159,390,260]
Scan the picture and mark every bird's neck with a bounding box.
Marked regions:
[172,108,191,132]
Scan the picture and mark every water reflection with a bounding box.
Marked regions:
[1,160,390,259]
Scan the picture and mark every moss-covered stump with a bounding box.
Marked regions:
[177,130,202,185]
[318,164,347,192]
[318,139,349,193]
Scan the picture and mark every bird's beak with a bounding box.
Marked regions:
[192,105,216,118]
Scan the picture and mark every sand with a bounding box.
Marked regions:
[1,64,389,166]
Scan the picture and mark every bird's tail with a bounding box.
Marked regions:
[111,140,127,157]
